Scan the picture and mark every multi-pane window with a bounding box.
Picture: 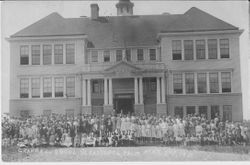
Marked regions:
[211,105,220,119]
[172,40,182,60]
[196,40,205,59]
[91,50,98,62]
[103,50,110,62]
[92,80,100,93]
[223,105,232,121]
[174,106,183,118]
[20,78,29,98]
[125,49,131,61]
[221,72,231,93]
[66,44,75,64]
[31,78,40,98]
[209,73,219,93]
[199,106,208,117]
[149,49,156,61]
[173,73,183,94]
[43,45,52,65]
[116,50,122,62]
[43,78,52,97]
[150,78,156,91]
[186,106,195,115]
[185,73,195,94]
[184,40,194,60]
[55,77,64,97]
[66,77,75,97]
[197,73,207,93]
[31,45,40,65]
[20,46,29,65]
[137,49,144,61]
[208,39,217,59]
[54,44,63,64]
[220,39,229,58]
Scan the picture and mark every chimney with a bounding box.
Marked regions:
[90,4,99,20]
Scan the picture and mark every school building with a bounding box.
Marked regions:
[8,0,243,121]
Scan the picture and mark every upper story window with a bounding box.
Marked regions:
[66,77,75,97]
[104,50,110,62]
[137,49,144,61]
[66,44,75,64]
[150,78,156,91]
[54,44,63,64]
[43,45,52,65]
[125,49,131,61]
[116,50,123,62]
[31,78,40,98]
[31,45,40,65]
[20,78,29,98]
[208,39,217,59]
[91,50,98,63]
[209,72,219,93]
[220,39,229,59]
[172,40,182,60]
[196,40,205,60]
[20,46,29,65]
[184,40,194,60]
[54,77,64,97]
[92,80,103,93]
[43,77,52,98]
[185,73,195,94]
[197,73,207,93]
[221,72,231,93]
[173,73,183,94]
[149,49,156,61]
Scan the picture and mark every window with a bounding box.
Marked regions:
[209,73,219,93]
[211,105,220,119]
[66,44,75,64]
[223,105,232,121]
[91,50,98,62]
[92,80,100,93]
[197,73,207,93]
[208,39,217,59]
[173,73,183,94]
[150,78,156,91]
[185,73,194,94]
[66,109,74,118]
[174,106,183,118]
[66,77,75,97]
[54,44,63,64]
[20,46,29,65]
[196,40,205,59]
[43,78,52,97]
[137,49,144,61]
[221,72,231,93]
[20,78,29,98]
[55,77,64,97]
[199,106,207,117]
[125,49,131,61]
[184,40,194,60]
[103,50,110,62]
[172,40,182,60]
[149,49,156,61]
[43,110,52,116]
[43,45,52,65]
[116,50,122,62]
[186,106,196,115]
[31,78,40,98]
[31,45,40,65]
[220,39,229,58]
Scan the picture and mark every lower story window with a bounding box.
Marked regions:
[174,106,183,118]
[198,106,207,117]
[223,105,232,122]
[20,78,29,98]
[186,106,195,115]
[55,77,64,97]
[211,105,220,119]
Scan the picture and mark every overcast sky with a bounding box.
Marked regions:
[1,1,249,119]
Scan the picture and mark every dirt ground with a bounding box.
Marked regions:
[3,146,250,161]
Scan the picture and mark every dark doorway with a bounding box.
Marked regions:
[115,98,134,115]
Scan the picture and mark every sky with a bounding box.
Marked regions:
[1,1,249,119]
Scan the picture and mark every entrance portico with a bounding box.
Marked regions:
[81,61,167,115]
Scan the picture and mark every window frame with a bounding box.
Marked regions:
[137,49,144,61]
[196,40,205,60]
[197,73,207,93]
[173,73,183,94]
[185,73,195,94]
[54,44,63,64]
[103,50,110,62]
[54,77,64,97]
[116,49,123,62]
[66,44,75,64]
[172,40,182,60]
[66,77,75,97]
[20,45,29,65]
[208,39,218,59]
[43,45,52,65]
[43,77,52,98]
[31,45,40,65]
[31,78,40,98]
[221,72,231,93]
[209,72,219,93]
[220,39,230,59]
[91,50,98,63]
[184,40,194,60]
[20,78,29,98]
[149,48,156,61]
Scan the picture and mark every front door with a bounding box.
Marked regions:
[114,96,134,115]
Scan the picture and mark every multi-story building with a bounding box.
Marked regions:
[8,0,243,121]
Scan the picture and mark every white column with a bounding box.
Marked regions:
[64,76,66,98]
[156,77,161,104]
[182,73,186,94]
[52,77,55,98]
[218,72,222,93]
[194,72,198,94]
[109,78,113,105]
[139,77,143,104]
[87,79,91,106]
[40,77,43,98]
[206,72,210,94]
[82,79,86,106]
[161,76,166,103]
[52,44,54,65]
[29,78,32,98]
[134,78,138,104]
[104,78,108,105]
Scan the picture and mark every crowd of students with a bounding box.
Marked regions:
[2,112,250,148]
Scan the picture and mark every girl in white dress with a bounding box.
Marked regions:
[141,121,146,144]
[120,116,126,132]
[146,120,151,143]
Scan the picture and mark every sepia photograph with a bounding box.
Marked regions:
[1,0,250,162]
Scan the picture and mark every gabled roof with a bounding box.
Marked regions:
[104,60,142,72]
[11,7,239,48]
